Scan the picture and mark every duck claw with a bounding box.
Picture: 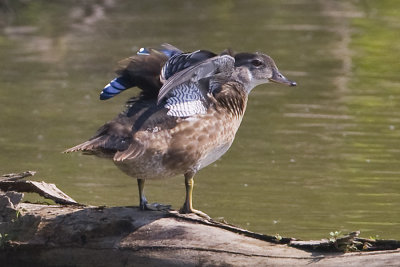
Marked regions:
[142,202,172,211]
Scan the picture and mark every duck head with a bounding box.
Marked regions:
[233,52,296,93]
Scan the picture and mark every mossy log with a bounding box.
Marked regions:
[0,177,399,266]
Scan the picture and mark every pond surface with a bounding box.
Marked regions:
[1,0,399,240]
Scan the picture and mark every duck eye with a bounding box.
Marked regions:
[251,59,263,67]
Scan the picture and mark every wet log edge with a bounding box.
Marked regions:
[0,174,399,254]
[167,211,400,252]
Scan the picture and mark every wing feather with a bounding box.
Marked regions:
[157,55,235,104]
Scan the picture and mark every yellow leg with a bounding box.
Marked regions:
[180,172,210,219]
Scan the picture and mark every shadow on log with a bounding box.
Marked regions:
[0,175,399,266]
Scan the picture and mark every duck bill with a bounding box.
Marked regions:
[269,71,297,86]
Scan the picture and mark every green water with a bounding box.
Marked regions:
[1,0,399,240]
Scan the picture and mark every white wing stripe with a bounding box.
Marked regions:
[165,83,207,117]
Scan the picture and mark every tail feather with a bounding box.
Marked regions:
[64,121,146,161]
[63,137,107,154]
[64,136,145,162]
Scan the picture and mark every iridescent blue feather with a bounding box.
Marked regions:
[100,76,134,100]
[100,45,183,100]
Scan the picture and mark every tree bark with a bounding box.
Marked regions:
[0,181,399,266]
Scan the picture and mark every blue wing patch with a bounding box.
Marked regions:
[100,77,132,100]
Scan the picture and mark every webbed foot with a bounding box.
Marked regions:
[180,204,210,219]
[180,172,211,219]
[142,202,172,211]
[137,179,171,211]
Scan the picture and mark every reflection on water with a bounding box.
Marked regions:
[0,0,399,240]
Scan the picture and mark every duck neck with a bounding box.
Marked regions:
[214,82,248,119]
[232,66,256,94]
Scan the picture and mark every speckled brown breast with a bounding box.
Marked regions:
[114,105,245,180]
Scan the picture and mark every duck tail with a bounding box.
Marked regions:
[64,137,145,162]
[63,138,103,154]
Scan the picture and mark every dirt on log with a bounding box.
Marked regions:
[0,178,399,266]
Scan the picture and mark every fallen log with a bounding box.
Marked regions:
[0,178,399,266]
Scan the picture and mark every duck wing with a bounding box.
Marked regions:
[160,50,217,83]
[157,55,235,117]
[100,45,218,101]
[100,44,183,100]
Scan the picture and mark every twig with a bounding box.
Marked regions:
[1,171,36,181]
[0,180,79,205]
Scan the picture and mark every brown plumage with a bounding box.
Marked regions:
[65,46,296,216]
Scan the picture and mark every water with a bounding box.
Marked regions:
[1,0,399,240]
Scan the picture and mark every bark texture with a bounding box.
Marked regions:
[0,179,399,266]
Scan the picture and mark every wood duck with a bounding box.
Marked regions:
[65,44,296,217]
